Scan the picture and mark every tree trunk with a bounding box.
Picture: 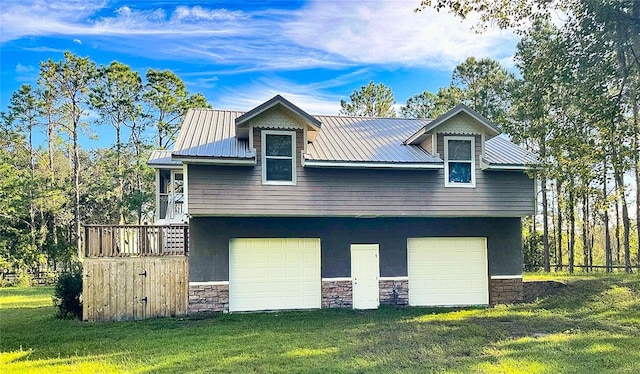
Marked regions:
[631,83,640,272]
[542,175,550,272]
[568,182,575,273]
[73,115,82,260]
[582,192,589,271]
[635,126,640,273]
[117,125,125,225]
[550,180,557,267]
[631,0,640,273]
[556,179,563,271]
[613,170,632,273]
[28,123,36,252]
[604,162,612,272]
[615,193,621,264]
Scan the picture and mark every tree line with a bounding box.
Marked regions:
[340,1,640,273]
[2,0,638,278]
[1,52,209,278]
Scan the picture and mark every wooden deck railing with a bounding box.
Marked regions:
[84,225,189,257]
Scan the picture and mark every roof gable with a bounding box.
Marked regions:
[405,104,500,145]
[235,95,321,139]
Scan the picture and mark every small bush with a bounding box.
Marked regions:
[53,266,83,319]
[12,271,33,287]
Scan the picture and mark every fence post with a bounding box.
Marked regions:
[183,226,189,256]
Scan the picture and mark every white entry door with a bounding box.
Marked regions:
[351,244,380,309]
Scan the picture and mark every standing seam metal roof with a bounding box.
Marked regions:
[308,115,440,163]
[171,108,531,166]
[173,109,253,159]
[148,150,182,166]
[484,136,536,165]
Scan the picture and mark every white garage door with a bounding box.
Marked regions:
[407,237,488,306]
[229,238,321,312]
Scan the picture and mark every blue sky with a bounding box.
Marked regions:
[1,0,517,117]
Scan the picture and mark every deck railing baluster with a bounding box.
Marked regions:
[83,225,189,258]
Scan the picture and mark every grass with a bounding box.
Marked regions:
[1,274,640,373]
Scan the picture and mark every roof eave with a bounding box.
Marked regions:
[172,156,256,166]
[147,163,183,169]
[404,127,428,145]
[481,162,535,171]
[303,159,443,170]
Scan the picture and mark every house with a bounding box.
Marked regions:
[147,95,535,313]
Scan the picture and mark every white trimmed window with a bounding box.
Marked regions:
[444,136,475,188]
[261,130,296,185]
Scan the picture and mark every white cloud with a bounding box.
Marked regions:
[171,6,246,22]
[15,63,35,73]
[1,0,516,72]
[285,0,517,69]
[0,0,107,42]
[216,78,343,115]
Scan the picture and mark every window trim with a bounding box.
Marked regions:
[444,135,476,188]
[261,130,297,185]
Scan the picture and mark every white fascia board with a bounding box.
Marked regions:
[147,164,184,170]
[174,157,256,166]
[481,162,528,171]
[303,160,443,170]
[404,128,427,145]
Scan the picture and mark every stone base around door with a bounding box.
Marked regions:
[188,283,229,313]
[490,277,523,304]
[379,279,409,306]
[322,279,353,308]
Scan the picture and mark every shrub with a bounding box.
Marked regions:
[12,271,33,287]
[53,266,83,319]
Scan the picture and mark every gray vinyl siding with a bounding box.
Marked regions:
[187,128,534,217]
[189,217,523,282]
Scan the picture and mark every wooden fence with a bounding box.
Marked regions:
[82,225,189,322]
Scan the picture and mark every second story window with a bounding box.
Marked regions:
[262,130,296,185]
[444,136,475,188]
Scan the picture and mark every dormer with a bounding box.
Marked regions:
[235,95,321,185]
[405,104,501,188]
[235,95,321,143]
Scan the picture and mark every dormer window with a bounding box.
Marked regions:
[262,130,296,185]
[444,136,475,188]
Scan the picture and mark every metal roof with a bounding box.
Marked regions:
[485,136,536,166]
[306,116,440,163]
[172,109,254,159]
[148,150,181,167]
[168,106,532,167]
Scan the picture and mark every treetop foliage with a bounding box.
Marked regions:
[0,52,210,273]
[340,81,397,117]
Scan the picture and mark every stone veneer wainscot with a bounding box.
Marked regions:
[489,278,524,304]
[188,283,228,313]
[188,278,523,313]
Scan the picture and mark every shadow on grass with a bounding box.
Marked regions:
[2,278,640,373]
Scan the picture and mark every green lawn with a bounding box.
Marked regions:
[2,274,640,373]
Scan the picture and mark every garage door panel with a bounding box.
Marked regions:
[229,238,321,312]
[408,238,488,306]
